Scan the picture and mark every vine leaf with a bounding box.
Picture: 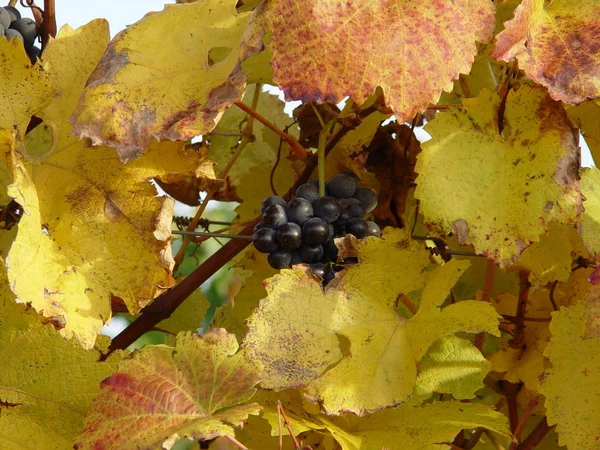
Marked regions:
[74,329,263,450]
[0,262,124,450]
[539,302,600,449]
[70,0,263,160]
[492,0,600,104]
[580,167,600,256]
[321,401,511,450]
[243,229,500,415]
[0,38,52,135]
[415,85,582,267]
[3,20,215,349]
[262,0,495,123]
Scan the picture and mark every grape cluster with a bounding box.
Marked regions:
[0,6,40,64]
[253,172,380,283]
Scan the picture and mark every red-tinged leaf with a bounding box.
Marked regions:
[492,0,600,104]
[74,329,262,450]
[262,0,495,123]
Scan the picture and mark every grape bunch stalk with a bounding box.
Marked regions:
[253,172,380,284]
[0,5,41,64]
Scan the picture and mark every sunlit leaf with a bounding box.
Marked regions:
[415,86,582,266]
[493,0,600,104]
[71,0,263,159]
[74,329,262,449]
[262,0,495,123]
[580,167,600,256]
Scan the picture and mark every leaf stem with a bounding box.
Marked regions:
[509,398,538,449]
[397,294,418,315]
[234,100,307,160]
[515,417,553,450]
[172,85,262,271]
[277,402,301,448]
[223,434,248,450]
[41,0,57,49]
[510,271,530,349]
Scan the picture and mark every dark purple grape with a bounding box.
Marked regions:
[260,195,286,215]
[277,222,302,250]
[325,240,339,262]
[342,257,359,266]
[313,196,340,223]
[323,270,335,285]
[346,218,368,239]
[300,244,323,263]
[11,17,37,47]
[335,208,352,226]
[4,6,20,23]
[268,250,293,269]
[287,197,313,225]
[291,250,303,265]
[26,45,41,64]
[0,7,10,29]
[353,188,377,213]
[310,263,327,278]
[366,221,381,237]
[327,173,357,198]
[263,204,287,229]
[343,171,361,191]
[302,217,329,246]
[327,224,334,242]
[5,28,23,42]
[253,227,278,253]
[346,198,365,218]
[295,182,319,203]
[253,221,267,233]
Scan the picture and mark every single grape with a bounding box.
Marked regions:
[268,249,293,269]
[295,182,320,203]
[253,227,278,253]
[313,196,340,223]
[286,197,313,225]
[260,195,286,215]
[0,23,4,36]
[342,171,361,191]
[0,7,10,29]
[263,204,287,229]
[5,28,23,42]
[310,263,327,279]
[325,240,339,262]
[327,223,334,242]
[345,197,365,218]
[323,269,335,285]
[4,6,20,23]
[327,173,357,198]
[346,218,368,239]
[302,217,329,246]
[277,222,302,250]
[335,208,352,226]
[26,45,41,64]
[300,244,323,263]
[11,17,37,47]
[291,250,303,266]
[366,221,381,237]
[253,221,267,233]
[353,188,377,213]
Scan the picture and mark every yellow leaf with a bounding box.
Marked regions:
[74,329,262,450]
[493,0,600,104]
[580,167,600,256]
[415,86,582,266]
[413,336,492,401]
[516,223,574,285]
[539,304,600,449]
[261,0,495,123]
[243,229,499,414]
[0,260,123,450]
[322,401,511,450]
[3,21,215,349]
[0,38,52,136]
[158,288,210,335]
[71,0,262,159]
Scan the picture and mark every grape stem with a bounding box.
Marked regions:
[234,100,308,160]
[317,119,337,196]
[41,0,57,49]
[172,230,253,240]
[104,98,381,356]
[172,85,262,271]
